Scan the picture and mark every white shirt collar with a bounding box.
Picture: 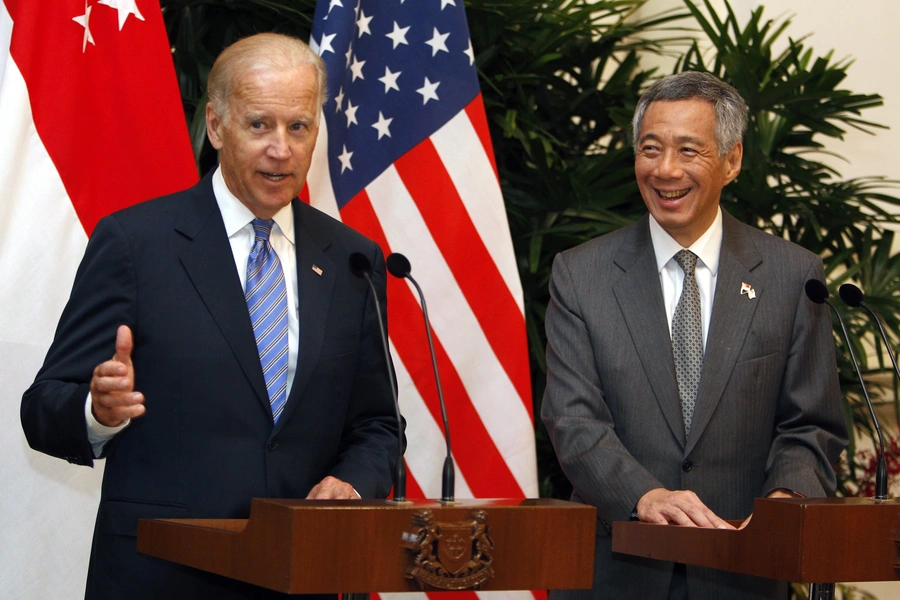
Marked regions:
[212,166,294,243]
[648,207,723,276]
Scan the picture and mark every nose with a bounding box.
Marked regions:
[655,149,683,179]
[266,130,291,160]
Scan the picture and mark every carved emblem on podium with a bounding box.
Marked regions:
[402,509,494,590]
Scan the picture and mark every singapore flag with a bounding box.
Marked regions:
[0,0,195,596]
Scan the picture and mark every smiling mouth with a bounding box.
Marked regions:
[656,188,689,200]
[261,172,287,182]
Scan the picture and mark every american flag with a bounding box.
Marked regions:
[307,0,540,574]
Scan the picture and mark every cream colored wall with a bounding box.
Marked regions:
[633,1,900,596]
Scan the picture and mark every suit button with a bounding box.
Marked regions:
[682,460,693,472]
[267,440,278,451]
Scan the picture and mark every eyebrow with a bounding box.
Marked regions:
[638,132,707,146]
[241,113,314,126]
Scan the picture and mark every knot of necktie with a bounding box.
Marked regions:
[251,218,274,242]
[674,249,698,277]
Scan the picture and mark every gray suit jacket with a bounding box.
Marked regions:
[541,211,847,600]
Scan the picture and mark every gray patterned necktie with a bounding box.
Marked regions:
[672,250,702,437]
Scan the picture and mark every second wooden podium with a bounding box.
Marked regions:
[137,497,595,594]
[612,497,900,597]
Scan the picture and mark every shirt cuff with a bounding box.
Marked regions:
[85,393,130,457]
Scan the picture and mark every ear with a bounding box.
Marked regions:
[206,102,224,151]
[723,141,743,184]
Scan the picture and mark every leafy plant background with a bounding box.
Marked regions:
[160,1,900,592]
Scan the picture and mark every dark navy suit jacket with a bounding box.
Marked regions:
[22,173,401,599]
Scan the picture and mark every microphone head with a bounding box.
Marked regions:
[839,283,864,308]
[805,279,830,304]
[386,253,411,278]
[349,252,372,278]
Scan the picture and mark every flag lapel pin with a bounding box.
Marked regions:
[740,282,756,300]
[311,265,323,276]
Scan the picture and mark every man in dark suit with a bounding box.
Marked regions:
[21,33,401,599]
[541,72,848,599]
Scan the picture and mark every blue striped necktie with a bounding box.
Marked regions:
[245,219,289,422]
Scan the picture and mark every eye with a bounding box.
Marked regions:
[290,122,306,132]
[681,147,698,155]
[251,122,264,130]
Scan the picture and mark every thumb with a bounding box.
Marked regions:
[114,325,134,366]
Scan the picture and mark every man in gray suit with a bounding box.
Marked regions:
[541,72,847,599]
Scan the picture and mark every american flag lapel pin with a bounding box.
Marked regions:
[740,282,756,299]
[311,265,323,276]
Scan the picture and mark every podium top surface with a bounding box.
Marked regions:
[612,497,900,583]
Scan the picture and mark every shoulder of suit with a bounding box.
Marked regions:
[557,215,647,263]
[725,213,818,263]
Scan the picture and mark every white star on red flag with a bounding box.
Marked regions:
[98,0,145,31]
[72,3,95,53]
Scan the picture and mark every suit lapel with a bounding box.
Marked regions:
[685,212,763,454]
[275,200,336,430]
[612,217,687,447]
[175,176,272,414]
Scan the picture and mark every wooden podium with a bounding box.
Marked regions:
[612,497,900,597]
[137,497,595,594]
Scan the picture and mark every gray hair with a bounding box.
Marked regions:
[632,71,748,157]
[207,32,327,125]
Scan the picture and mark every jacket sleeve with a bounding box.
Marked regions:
[763,256,848,497]
[21,215,136,466]
[541,251,664,526]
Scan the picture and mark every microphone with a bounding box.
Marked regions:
[838,283,891,500]
[386,252,456,503]
[349,252,408,503]
[805,280,888,500]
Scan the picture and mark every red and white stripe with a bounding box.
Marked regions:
[0,0,196,595]
[308,94,539,503]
